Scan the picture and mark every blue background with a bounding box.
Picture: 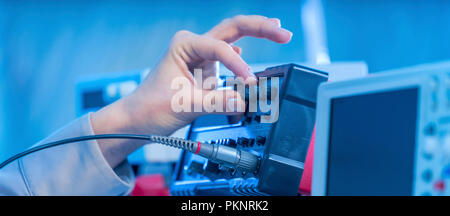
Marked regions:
[1,0,450,159]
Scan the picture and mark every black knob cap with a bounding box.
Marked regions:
[227,139,237,148]
[248,138,255,147]
[256,136,266,146]
[237,137,250,147]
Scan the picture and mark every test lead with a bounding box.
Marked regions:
[0,134,260,173]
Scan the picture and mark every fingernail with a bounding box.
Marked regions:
[269,18,281,28]
[284,29,293,37]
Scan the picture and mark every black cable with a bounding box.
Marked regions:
[0,133,259,172]
[0,134,151,169]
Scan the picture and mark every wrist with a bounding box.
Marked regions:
[91,96,149,149]
[91,97,135,135]
[91,97,148,168]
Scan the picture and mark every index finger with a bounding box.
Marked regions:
[205,15,293,44]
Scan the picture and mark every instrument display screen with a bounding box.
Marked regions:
[327,88,418,195]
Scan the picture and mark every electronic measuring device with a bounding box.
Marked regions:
[170,64,328,196]
[312,61,450,196]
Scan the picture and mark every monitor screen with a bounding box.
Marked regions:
[327,87,418,195]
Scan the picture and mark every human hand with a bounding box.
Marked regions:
[91,15,292,167]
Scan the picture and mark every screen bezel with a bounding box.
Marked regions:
[312,71,432,196]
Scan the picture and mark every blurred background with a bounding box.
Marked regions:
[1,0,450,160]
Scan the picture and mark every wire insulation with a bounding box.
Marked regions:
[0,134,151,169]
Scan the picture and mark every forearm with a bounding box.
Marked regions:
[0,113,135,195]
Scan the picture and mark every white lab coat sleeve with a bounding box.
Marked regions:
[0,113,135,196]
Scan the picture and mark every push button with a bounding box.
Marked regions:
[424,123,436,136]
[433,180,445,192]
[422,169,433,182]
